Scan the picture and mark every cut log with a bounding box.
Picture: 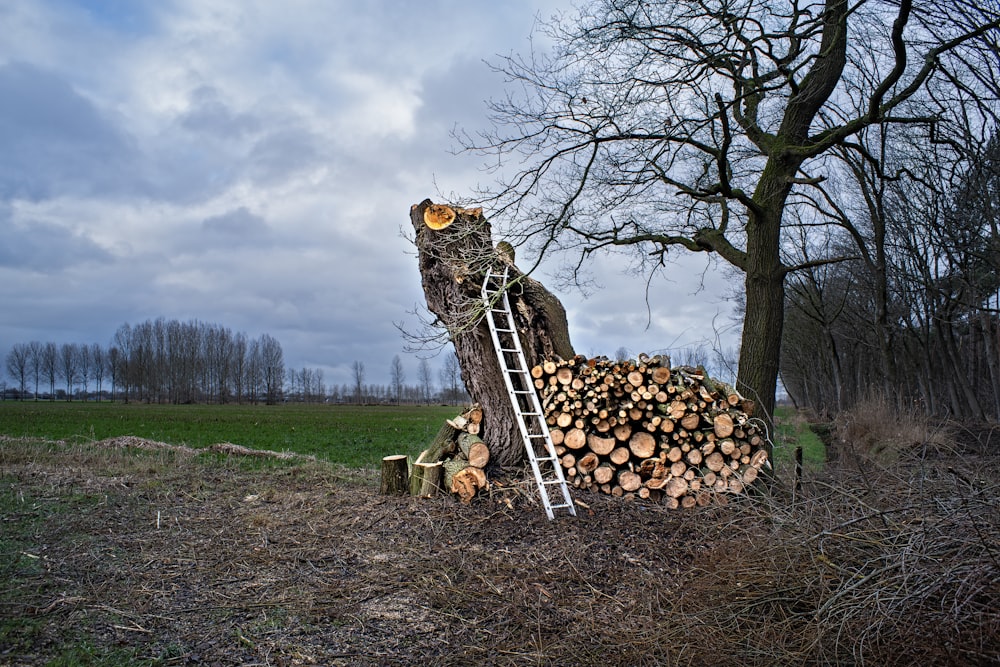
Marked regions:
[680,412,701,431]
[593,463,615,485]
[705,451,726,472]
[618,470,642,492]
[458,433,490,468]
[409,461,443,497]
[609,447,631,465]
[663,477,688,499]
[379,455,409,496]
[628,432,657,459]
[564,428,587,450]
[451,466,488,504]
[713,412,735,438]
[424,421,461,463]
[651,366,672,385]
[577,452,600,474]
[586,433,616,456]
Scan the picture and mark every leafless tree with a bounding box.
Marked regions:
[58,343,79,400]
[417,358,434,404]
[465,0,1000,431]
[90,343,106,400]
[390,355,406,405]
[351,360,366,405]
[41,342,57,400]
[5,343,30,399]
[438,351,463,405]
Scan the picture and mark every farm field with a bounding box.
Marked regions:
[0,402,459,467]
[0,401,821,472]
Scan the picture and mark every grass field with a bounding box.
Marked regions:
[0,401,825,471]
[0,401,459,468]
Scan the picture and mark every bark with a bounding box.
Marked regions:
[411,199,575,467]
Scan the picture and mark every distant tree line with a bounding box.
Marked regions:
[3,317,469,406]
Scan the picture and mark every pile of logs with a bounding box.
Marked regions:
[534,354,768,509]
[380,406,491,503]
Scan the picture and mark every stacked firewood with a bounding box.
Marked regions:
[410,406,490,503]
[533,354,768,508]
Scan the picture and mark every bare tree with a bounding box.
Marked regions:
[466,0,1000,432]
[5,343,30,399]
[259,334,284,405]
[417,358,434,404]
[390,355,406,405]
[351,360,366,405]
[439,351,462,405]
[90,343,106,400]
[27,341,42,400]
[41,342,57,400]
[58,343,79,399]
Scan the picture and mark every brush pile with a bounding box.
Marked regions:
[534,354,768,508]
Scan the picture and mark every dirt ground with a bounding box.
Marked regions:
[2,432,999,666]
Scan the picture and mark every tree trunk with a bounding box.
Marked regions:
[410,199,575,467]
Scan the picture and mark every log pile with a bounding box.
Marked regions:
[533,354,768,508]
[409,406,491,503]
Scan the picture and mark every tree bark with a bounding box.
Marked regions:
[411,199,575,467]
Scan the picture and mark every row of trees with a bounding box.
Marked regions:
[3,318,469,405]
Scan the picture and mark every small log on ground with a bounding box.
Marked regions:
[457,432,491,468]
[410,461,443,497]
[380,455,409,496]
[450,466,488,504]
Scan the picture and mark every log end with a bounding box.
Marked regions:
[423,204,457,230]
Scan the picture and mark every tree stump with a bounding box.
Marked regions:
[410,199,575,467]
[379,455,409,495]
[410,461,443,497]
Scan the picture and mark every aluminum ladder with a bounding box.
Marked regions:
[481,266,576,520]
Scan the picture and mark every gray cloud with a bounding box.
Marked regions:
[179,85,261,139]
[0,0,736,389]
[0,62,143,200]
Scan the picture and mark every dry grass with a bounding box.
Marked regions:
[1,426,998,666]
[832,393,963,462]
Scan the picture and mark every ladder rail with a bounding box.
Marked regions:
[481,266,576,520]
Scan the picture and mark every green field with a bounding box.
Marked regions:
[0,401,826,472]
[0,401,459,467]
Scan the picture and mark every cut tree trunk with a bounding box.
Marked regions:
[410,461,443,497]
[411,199,575,467]
[380,455,409,496]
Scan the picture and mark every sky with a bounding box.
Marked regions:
[0,0,740,389]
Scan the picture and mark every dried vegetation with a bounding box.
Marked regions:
[1,414,998,666]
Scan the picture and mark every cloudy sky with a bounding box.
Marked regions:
[0,0,740,388]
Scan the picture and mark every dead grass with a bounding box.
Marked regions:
[1,429,998,666]
[832,393,963,462]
